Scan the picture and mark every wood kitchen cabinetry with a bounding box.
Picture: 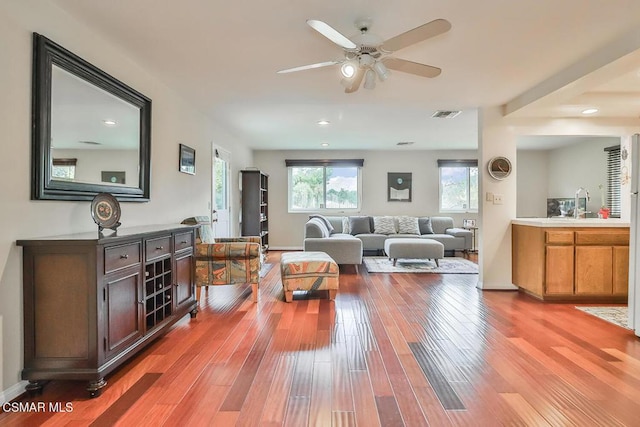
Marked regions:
[17,224,197,397]
[512,223,629,302]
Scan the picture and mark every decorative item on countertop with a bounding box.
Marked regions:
[598,184,610,219]
[91,192,121,234]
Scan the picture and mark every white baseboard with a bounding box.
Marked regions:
[476,281,518,291]
[1,381,28,404]
[267,246,302,251]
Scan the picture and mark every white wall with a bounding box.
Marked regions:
[253,149,479,249]
[517,137,618,218]
[546,139,616,213]
[516,150,549,217]
[0,1,252,401]
[52,149,139,186]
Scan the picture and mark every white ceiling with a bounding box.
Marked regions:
[51,0,640,151]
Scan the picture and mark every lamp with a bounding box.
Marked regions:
[341,62,357,78]
[363,69,376,90]
[373,61,389,81]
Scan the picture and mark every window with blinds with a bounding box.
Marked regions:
[605,145,621,218]
[286,159,363,212]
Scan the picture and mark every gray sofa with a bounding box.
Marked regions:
[303,217,363,266]
[303,215,472,264]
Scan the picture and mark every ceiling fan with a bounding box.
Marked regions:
[277,17,451,93]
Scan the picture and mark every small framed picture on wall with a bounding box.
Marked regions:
[388,172,412,202]
[179,144,196,175]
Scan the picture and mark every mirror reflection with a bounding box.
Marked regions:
[51,65,140,188]
[32,33,151,201]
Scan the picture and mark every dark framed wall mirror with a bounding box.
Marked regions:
[32,33,151,201]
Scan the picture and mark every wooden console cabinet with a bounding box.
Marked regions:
[512,223,629,302]
[17,224,198,397]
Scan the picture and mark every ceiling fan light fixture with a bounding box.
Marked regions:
[341,62,357,78]
[373,61,389,81]
[364,69,376,89]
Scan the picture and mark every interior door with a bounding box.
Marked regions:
[212,147,231,238]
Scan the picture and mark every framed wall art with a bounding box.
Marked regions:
[388,172,412,202]
[463,219,476,228]
[101,171,126,184]
[179,144,196,175]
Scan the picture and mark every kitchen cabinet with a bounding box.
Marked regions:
[512,221,629,302]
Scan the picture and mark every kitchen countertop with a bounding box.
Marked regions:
[512,218,630,228]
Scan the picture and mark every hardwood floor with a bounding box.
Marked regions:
[2,251,640,426]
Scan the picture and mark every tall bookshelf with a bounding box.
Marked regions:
[241,170,269,250]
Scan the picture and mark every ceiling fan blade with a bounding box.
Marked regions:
[382,57,442,78]
[381,19,451,53]
[277,61,340,74]
[307,19,357,49]
[344,68,365,93]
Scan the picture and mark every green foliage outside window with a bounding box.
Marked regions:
[440,166,478,212]
[290,166,359,210]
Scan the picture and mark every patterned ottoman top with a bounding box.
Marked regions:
[281,251,338,277]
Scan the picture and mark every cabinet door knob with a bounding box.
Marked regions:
[120,254,129,259]
[180,241,188,244]
[156,246,164,250]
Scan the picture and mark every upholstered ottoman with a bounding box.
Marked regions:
[280,252,339,302]
[384,238,445,266]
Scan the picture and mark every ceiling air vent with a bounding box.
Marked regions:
[431,110,461,119]
[396,141,415,146]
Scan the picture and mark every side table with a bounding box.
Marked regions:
[464,226,478,253]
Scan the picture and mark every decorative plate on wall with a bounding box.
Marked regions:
[91,192,121,233]
[487,156,512,180]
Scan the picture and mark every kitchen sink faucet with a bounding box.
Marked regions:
[574,187,590,218]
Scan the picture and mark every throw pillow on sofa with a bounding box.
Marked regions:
[397,216,420,235]
[349,216,371,235]
[373,216,397,234]
[309,214,334,234]
[342,217,350,234]
[418,217,434,234]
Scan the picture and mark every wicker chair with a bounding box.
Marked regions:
[182,217,261,303]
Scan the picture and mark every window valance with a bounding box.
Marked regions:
[285,159,364,167]
[437,159,478,167]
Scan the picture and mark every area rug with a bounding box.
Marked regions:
[575,306,629,329]
[363,257,478,274]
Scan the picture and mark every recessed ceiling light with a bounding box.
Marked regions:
[103,119,117,126]
[321,142,329,147]
[317,120,330,125]
[581,108,599,115]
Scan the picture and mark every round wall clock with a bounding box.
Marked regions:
[487,156,512,180]
[91,192,122,233]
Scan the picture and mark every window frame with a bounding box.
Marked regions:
[286,159,363,213]
[605,145,621,218]
[437,159,479,214]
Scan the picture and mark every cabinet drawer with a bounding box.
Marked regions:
[146,236,171,261]
[546,231,574,244]
[174,232,194,253]
[575,231,629,246]
[105,242,141,274]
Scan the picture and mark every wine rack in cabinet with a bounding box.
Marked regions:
[144,258,173,330]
